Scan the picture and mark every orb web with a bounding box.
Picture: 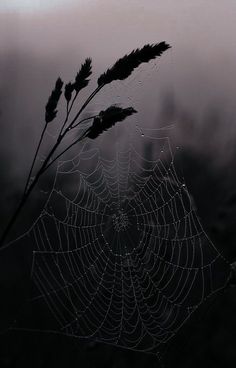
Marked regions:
[9,62,231,357]
[11,121,230,356]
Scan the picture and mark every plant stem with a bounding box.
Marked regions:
[43,135,85,173]
[23,122,48,196]
[0,84,104,248]
[67,84,103,131]
[71,115,97,129]
[59,92,78,137]
[0,136,61,248]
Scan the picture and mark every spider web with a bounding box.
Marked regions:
[9,62,231,357]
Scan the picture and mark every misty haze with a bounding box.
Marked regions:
[0,1,236,368]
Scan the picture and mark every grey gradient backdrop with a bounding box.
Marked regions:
[1,0,236,227]
[0,3,236,367]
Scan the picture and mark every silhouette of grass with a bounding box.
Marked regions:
[45,77,64,123]
[0,42,171,247]
[97,42,170,86]
[74,57,92,93]
[85,106,137,139]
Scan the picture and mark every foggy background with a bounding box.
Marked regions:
[1,1,236,367]
[1,0,236,218]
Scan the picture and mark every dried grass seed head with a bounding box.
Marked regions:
[64,82,75,102]
[86,105,137,139]
[45,77,63,123]
[97,42,171,86]
[74,58,92,93]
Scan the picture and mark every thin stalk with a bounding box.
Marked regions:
[59,92,78,137]
[23,122,48,195]
[67,84,104,131]
[42,85,105,173]
[71,115,97,129]
[42,114,99,172]
[0,136,62,248]
[0,84,104,247]
[43,135,86,173]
